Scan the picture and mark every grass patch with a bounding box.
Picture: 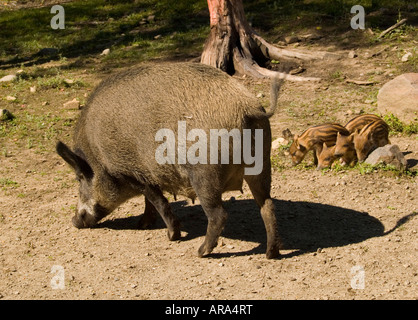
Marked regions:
[0,111,67,151]
[0,0,209,67]
[0,177,19,189]
[383,113,418,135]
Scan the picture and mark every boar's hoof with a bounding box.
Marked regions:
[266,244,281,259]
[197,241,216,258]
[266,248,280,259]
[167,228,181,241]
[137,214,157,230]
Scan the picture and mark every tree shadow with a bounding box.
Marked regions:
[2,0,417,72]
[97,198,416,258]
[0,0,209,70]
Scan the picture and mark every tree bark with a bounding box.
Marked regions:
[201,0,327,81]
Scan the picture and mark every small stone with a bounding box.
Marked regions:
[272,137,289,150]
[401,52,412,62]
[348,50,357,58]
[30,86,36,93]
[6,96,16,101]
[63,98,80,110]
[64,79,74,86]
[365,144,407,170]
[0,74,17,82]
[284,35,299,44]
[100,48,110,56]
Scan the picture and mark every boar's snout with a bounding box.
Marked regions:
[72,209,97,229]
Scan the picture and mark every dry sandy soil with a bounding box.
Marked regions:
[0,5,417,300]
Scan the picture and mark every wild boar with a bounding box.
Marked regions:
[334,114,384,165]
[334,132,357,166]
[343,114,383,133]
[352,119,390,162]
[289,123,349,165]
[316,142,337,170]
[56,62,282,259]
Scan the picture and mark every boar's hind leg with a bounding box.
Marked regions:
[244,175,281,259]
[197,198,228,258]
[137,197,159,229]
[190,179,227,257]
[144,185,181,241]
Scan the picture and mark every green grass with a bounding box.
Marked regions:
[0,111,67,151]
[383,113,418,135]
[0,177,19,189]
[0,0,209,67]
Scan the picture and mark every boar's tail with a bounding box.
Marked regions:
[264,76,284,118]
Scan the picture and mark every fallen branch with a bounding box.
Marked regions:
[378,18,408,38]
[232,49,321,81]
[345,79,375,85]
[253,34,341,61]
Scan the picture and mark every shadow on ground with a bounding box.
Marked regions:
[97,198,416,258]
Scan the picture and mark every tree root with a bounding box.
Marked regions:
[200,0,341,82]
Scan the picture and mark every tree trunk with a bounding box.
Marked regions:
[201,0,328,81]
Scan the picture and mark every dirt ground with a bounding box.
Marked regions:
[0,4,417,300]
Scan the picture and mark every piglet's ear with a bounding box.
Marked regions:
[56,141,93,179]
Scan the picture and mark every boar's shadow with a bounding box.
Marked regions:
[98,198,415,258]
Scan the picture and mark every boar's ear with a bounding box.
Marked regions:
[322,142,328,150]
[56,141,93,179]
[293,135,300,149]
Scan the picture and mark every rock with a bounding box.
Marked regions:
[63,98,80,110]
[0,74,17,82]
[284,35,299,44]
[30,86,36,93]
[0,109,15,121]
[377,73,418,124]
[100,48,110,56]
[272,137,289,150]
[348,50,357,58]
[300,33,322,41]
[6,96,16,101]
[401,52,412,62]
[364,144,407,170]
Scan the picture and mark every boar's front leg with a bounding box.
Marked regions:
[144,185,181,241]
[137,197,158,229]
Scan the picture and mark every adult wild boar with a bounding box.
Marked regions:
[56,62,282,259]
